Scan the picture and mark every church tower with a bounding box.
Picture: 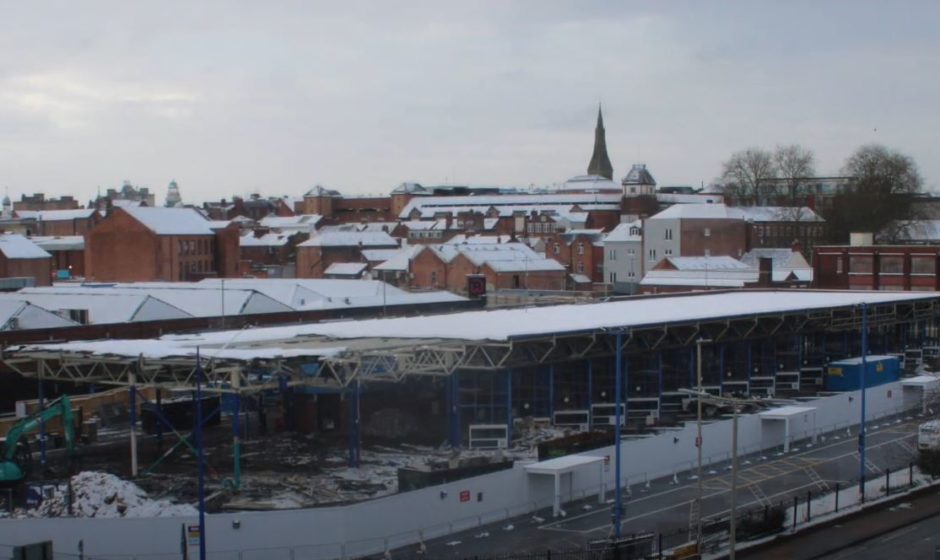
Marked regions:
[587,105,614,180]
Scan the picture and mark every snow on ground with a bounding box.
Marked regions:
[13,471,197,518]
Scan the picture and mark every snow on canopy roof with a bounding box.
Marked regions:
[162,290,940,347]
[324,262,367,276]
[758,405,816,419]
[15,208,96,221]
[122,207,215,235]
[30,236,85,251]
[486,257,565,273]
[298,231,397,248]
[829,355,898,365]
[20,338,344,362]
[0,234,51,259]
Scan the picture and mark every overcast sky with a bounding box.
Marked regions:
[1,1,938,205]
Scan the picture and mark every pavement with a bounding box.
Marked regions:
[739,485,940,559]
[391,412,926,559]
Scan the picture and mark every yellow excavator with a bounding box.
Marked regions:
[0,395,75,485]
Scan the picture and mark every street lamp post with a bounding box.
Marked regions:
[694,338,713,546]
[680,389,756,560]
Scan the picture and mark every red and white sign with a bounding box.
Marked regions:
[459,490,470,503]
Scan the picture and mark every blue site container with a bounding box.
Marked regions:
[825,355,900,391]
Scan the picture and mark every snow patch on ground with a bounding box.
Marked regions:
[14,471,197,518]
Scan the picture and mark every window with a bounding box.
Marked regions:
[912,256,935,275]
[577,243,584,255]
[430,270,438,286]
[879,255,903,274]
[664,228,673,240]
[849,255,874,274]
[577,261,584,273]
[553,243,560,255]
[704,249,711,257]
[628,248,635,256]
[609,249,616,261]
[609,272,617,283]
[665,249,673,256]
[648,249,656,261]
[704,227,711,238]
[835,257,843,274]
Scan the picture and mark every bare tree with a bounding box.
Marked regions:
[826,144,924,243]
[720,148,776,205]
[773,144,816,206]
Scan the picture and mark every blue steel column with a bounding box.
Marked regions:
[548,365,555,423]
[505,369,513,445]
[348,381,361,468]
[719,345,726,394]
[194,351,207,560]
[859,304,869,499]
[613,332,623,539]
[587,361,593,426]
[446,374,460,448]
[37,369,46,468]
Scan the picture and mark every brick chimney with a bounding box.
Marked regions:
[758,257,773,286]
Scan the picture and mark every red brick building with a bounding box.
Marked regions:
[409,242,566,295]
[14,208,100,236]
[300,186,394,224]
[31,236,85,278]
[14,193,81,212]
[0,234,53,286]
[295,231,398,278]
[85,207,239,282]
[543,230,606,283]
[813,244,940,291]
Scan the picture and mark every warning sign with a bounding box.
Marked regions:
[459,490,471,503]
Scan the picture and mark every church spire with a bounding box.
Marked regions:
[587,104,613,180]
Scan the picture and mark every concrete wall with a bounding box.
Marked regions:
[0,380,914,560]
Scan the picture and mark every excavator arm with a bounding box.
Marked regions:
[0,395,75,484]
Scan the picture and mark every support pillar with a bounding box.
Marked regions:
[719,345,726,395]
[37,361,46,469]
[155,387,164,448]
[505,369,513,445]
[553,472,561,517]
[348,381,361,468]
[547,365,555,423]
[613,333,623,539]
[129,367,138,478]
[446,373,460,448]
[231,369,242,491]
[587,361,593,426]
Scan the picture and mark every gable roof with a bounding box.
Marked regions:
[298,231,398,248]
[15,209,96,221]
[122,207,215,235]
[0,234,52,259]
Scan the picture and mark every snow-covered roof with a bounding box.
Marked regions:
[324,262,368,276]
[0,299,77,330]
[122,207,215,235]
[258,214,322,231]
[733,206,823,223]
[156,290,940,346]
[559,175,621,193]
[391,182,430,195]
[655,193,724,205]
[570,274,592,284]
[398,193,621,220]
[444,234,513,245]
[758,405,816,419]
[0,234,52,259]
[885,220,940,242]
[304,185,341,197]
[741,248,813,283]
[240,232,291,247]
[15,208,96,221]
[29,236,85,251]
[622,164,656,186]
[604,221,642,243]
[649,204,740,220]
[0,290,191,324]
[299,231,398,248]
[400,220,445,231]
[663,256,751,271]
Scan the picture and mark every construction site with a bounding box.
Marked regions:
[2,289,940,558]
